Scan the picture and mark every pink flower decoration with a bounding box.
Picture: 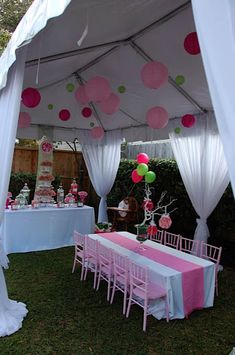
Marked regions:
[146,106,169,129]
[59,109,71,121]
[141,61,168,89]
[41,142,53,153]
[22,87,41,108]
[181,114,196,128]
[184,32,200,55]
[159,214,172,229]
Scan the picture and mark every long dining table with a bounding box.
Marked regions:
[88,231,216,320]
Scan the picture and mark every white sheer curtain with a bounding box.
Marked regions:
[0,48,28,337]
[79,130,122,222]
[169,113,229,244]
[192,0,235,196]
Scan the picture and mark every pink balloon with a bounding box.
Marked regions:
[85,76,111,102]
[141,61,168,89]
[137,153,149,164]
[181,114,196,128]
[99,93,120,114]
[21,87,41,108]
[131,169,143,183]
[90,126,105,139]
[75,85,89,104]
[146,106,169,129]
[18,112,31,128]
[59,109,71,121]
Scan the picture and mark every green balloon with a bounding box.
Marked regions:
[66,83,75,92]
[137,163,148,176]
[175,127,181,134]
[48,104,53,110]
[145,171,156,184]
[118,85,126,93]
[175,75,185,86]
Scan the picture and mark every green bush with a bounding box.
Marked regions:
[107,159,235,245]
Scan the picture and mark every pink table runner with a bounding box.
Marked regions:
[98,232,204,316]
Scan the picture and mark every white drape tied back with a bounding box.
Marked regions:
[169,112,229,245]
[0,48,28,337]
[79,130,122,223]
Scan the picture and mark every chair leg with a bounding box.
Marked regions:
[123,288,127,315]
[143,302,147,332]
[72,259,76,273]
[110,277,116,304]
[80,263,85,281]
[215,274,218,296]
[126,288,132,318]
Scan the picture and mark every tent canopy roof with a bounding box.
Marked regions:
[0,0,212,142]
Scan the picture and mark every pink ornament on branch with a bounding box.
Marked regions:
[159,214,172,229]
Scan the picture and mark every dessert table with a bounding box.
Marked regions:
[3,205,95,254]
[89,231,216,320]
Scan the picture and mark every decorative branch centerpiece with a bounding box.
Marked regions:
[131,153,177,249]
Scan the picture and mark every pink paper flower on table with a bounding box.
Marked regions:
[78,191,88,203]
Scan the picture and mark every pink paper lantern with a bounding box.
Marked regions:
[159,214,172,229]
[146,106,169,129]
[181,114,196,128]
[85,76,111,102]
[99,93,120,115]
[18,112,31,128]
[59,109,71,121]
[82,107,92,118]
[21,87,41,108]
[184,32,200,55]
[75,85,89,104]
[131,169,143,183]
[141,61,168,89]
[90,126,104,139]
[137,153,149,164]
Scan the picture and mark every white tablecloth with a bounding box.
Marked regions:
[89,231,215,320]
[3,206,95,254]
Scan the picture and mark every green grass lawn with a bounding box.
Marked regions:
[1,247,235,355]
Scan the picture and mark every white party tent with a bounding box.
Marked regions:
[0,0,234,336]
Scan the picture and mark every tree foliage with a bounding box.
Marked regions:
[0,0,32,53]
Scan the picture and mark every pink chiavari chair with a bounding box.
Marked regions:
[96,244,113,301]
[83,236,99,289]
[110,251,129,315]
[164,231,180,249]
[126,261,169,332]
[200,242,222,296]
[72,231,86,281]
[180,236,199,256]
[148,229,164,244]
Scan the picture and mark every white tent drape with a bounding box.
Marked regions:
[192,0,235,196]
[0,49,28,337]
[79,130,122,223]
[169,113,229,244]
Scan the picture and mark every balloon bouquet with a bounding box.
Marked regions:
[131,153,177,249]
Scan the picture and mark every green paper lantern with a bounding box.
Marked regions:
[90,122,95,127]
[48,104,53,110]
[66,83,75,92]
[137,163,148,176]
[175,127,181,134]
[145,171,156,183]
[175,75,185,86]
[118,85,126,94]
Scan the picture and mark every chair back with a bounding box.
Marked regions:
[129,260,148,293]
[164,231,180,249]
[85,235,99,259]
[113,250,129,279]
[200,242,222,269]
[98,243,113,267]
[180,236,199,255]
[74,230,85,248]
[149,229,164,244]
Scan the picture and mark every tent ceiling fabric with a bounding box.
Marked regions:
[1,0,213,142]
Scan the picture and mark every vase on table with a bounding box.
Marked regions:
[135,224,148,251]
